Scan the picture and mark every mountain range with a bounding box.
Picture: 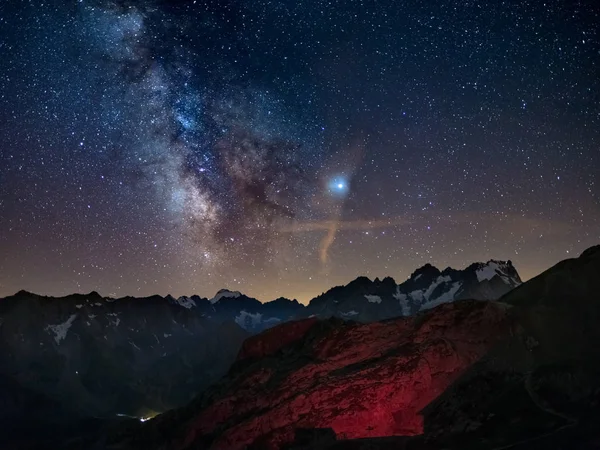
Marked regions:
[191,259,521,327]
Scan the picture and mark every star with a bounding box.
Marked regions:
[328,176,350,197]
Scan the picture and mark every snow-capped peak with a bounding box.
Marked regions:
[475,260,521,286]
[210,289,242,304]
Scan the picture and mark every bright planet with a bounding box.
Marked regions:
[328,177,350,197]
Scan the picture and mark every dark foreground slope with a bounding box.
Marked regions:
[417,244,600,449]
[0,372,81,449]
[96,245,600,450]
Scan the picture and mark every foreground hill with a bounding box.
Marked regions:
[104,300,510,450]
[94,245,599,450]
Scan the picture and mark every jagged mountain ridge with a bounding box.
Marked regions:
[300,258,521,322]
[2,258,518,335]
[86,258,519,331]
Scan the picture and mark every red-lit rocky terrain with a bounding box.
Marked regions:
[108,298,510,450]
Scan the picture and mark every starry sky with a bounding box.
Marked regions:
[0,0,599,303]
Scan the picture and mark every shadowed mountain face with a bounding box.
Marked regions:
[0,372,77,446]
[0,291,250,420]
[84,245,600,450]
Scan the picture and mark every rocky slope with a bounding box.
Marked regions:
[417,244,600,449]
[102,299,511,450]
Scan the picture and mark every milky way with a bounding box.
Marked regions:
[0,0,599,302]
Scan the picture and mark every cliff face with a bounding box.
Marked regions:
[115,299,509,450]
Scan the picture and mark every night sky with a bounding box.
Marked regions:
[0,0,599,303]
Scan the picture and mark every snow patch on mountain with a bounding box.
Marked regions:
[341,310,359,317]
[424,275,452,299]
[211,290,242,304]
[420,281,462,311]
[45,314,77,344]
[476,262,502,282]
[408,290,424,302]
[175,296,196,309]
[394,291,411,316]
[364,294,382,304]
[235,310,263,330]
[476,261,518,285]
[263,317,282,326]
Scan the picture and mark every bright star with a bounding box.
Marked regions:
[328,176,349,197]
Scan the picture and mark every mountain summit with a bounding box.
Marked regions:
[304,259,521,321]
